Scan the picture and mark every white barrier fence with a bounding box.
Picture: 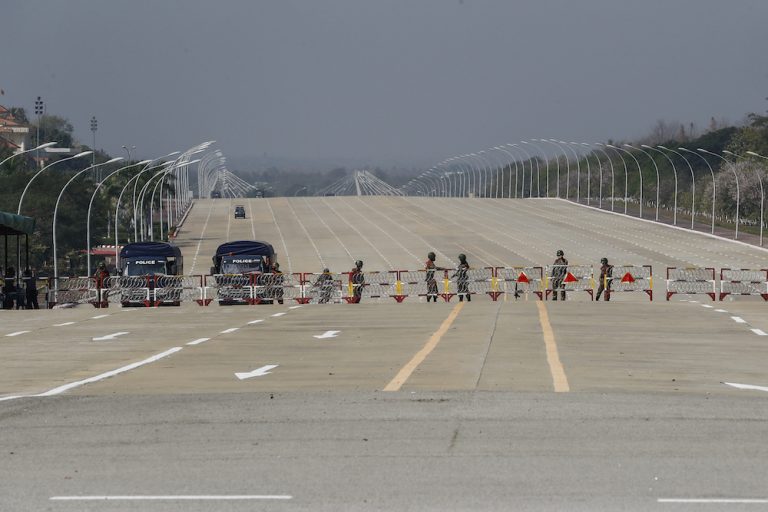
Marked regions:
[719,269,768,301]
[665,267,716,301]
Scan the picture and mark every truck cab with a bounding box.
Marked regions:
[211,240,277,305]
[118,242,183,306]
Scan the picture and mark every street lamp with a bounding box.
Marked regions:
[122,145,136,161]
[659,146,696,230]
[538,139,564,198]
[548,140,572,199]
[521,141,541,198]
[491,146,519,198]
[17,151,93,214]
[699,148,740,239]
[745,151,766,246]
[625,144,659,221]
[34,96,44,168]
[679,148,715,234]
[560,141,581,202]
[607,145,641,217]
[52,157,123,281]
[0,142,57,168]
[643,145,678,225]
[90,116,98,180]
[526,139,550,198]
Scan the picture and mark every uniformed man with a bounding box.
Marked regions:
[551,250,568,301]
[595,257,613,301]
[453,253,471,302]
[314,268,335,304]
[349,260,365,303]
[424,251,445,303]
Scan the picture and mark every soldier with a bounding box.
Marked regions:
[551,250,568,301]
[453,253,471,302]
[270,262,284,304]
[314,268,335,304]
[424,251,445,303]
[349,260,365,303]
[595,257,613,301]
[23,268,39,310]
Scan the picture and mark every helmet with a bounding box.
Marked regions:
[98,262,106,269]
[323,268,330,273]
[601,257,608,265]
[458,253,467,262]
[355,260,363,269]
[556,250,564,257]
[273,262,280,270]
[427,251,436,261]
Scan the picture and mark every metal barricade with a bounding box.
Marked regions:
[341,271,394,303]
[206,274,254,304]
[300,272,345,304]
[496,266,544,300]
[444,267,494,301]
[103,276,152,307]
[48,277,99,308]
[154,275,206,306]
[603,265,653,301]
[397,269,432,301]
[544,264,594,300]
[719,268,768,301]
[665,267,716,301]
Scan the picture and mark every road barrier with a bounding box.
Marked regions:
[605,265,653,301]
[544,264,595,300]
[341,271,395,303]
[299,272,345,304]
[103,275,205,307]
[719,269,768,301]
[665,267,716,301]
[47,277,99,308]
[205,273,300,305]
[496,266,544,300]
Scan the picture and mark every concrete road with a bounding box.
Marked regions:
[1,197,767,511]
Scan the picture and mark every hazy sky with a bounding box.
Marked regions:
[3,0,767,168]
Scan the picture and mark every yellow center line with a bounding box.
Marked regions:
[536,301,570,392]
[383,302,465,391]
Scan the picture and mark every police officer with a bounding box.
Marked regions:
[551,250,568,301]
[595,257,613,301]
[424,251,445,303]
[23,268,39,309]
[314,268,335,304]
[453,253,471,302]
[349,260,365,303]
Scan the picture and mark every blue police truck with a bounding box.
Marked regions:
[211,240,277,305]
[118,242,184,306]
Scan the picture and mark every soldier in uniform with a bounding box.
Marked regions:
[595,257,613,301]
[453,253,471,302]
[424,251,445,302]
[349,260,365,303]
[270,262,284,304]
[551,250,568,301]
[23,268,39,310]
[314,268,335,304]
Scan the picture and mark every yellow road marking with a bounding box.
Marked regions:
[383,302,465,391]
[536,301,570,392]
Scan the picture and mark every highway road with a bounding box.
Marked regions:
[1,197,767,511]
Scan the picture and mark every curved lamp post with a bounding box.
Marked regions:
[17,151,93,214]
[592,144,616,211]
[538,139,563,198]
[679,148,715,234]
[745,151,766,246]
[625,144,659,221]
[513,143,535,198]
[643,145,678,225]
[52,157,123,281]
[548,140,572,199]
[575,142,593,205]
[699,148,740,239]
[659,146,695,230]
[521,141,542,198]
[525,140,549,198]
[608,145,642,218]
[0,142,57,168]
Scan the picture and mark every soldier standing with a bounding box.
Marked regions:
[551,250,568,301]
[349,260,365,303]
[453,253,471,302]
[595,257,613,301]
[424,251,445,303]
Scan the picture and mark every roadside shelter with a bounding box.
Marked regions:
[0,210,35,274]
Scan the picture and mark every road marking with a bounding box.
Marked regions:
[5,331,30,337]
[50,495,292,501]
[384,302,464,392]
[92,314,109,319]
[314,330,340,339]
[731,316,746,324]
[235,364,279,380]
[271,312,286,317]
[536,301,570,393]
[247,319,264,325]
[724,382,768,393]
[659,498,768,504]
[92,332,129,341]
[715,309,728,313]
[53,321,76,326]
[220,327,239,334]
[187,337,210,346]
[752,329,767,336]
[701,304,713,308]
[32,347,183,397]
[289,305,302,309]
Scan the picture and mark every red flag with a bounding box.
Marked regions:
[621,272,635,284]
[517,272,529,284]
[564,272,578,283]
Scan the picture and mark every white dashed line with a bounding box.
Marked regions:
[715,309,728,313]
[659,498,768,504]
[50,495,293,502]
[731,316,747,324]
[92,314,109,319]
[289,305,302,310]
[5,331,29,337]
[53,322,76,326]
[220,328,239,334]
[187,337,210,345]
[701,304,713,308]
[247,319,264,325]
[271,312,286,317]
[751,329,767,336]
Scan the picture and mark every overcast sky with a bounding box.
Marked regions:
[3,0,767,168]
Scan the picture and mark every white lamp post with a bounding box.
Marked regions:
[679,148,715,234]
[745,151,766,246]
[0,142,57,168]
[699,148,740,239]
[626,144,659,221]
[608,145,642,218]
[17,151,93,214]
[643,145,679,225]
[659,146,695,230]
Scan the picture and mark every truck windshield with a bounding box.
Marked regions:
[220,259,263,274]
[124,261,168,276]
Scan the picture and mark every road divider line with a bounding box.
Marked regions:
[53,322,76,327]
[220,328,239,334]
[271,312,286,317]
[289,305,302,310]
[715,309,728,313]
[384,302,464,392]
[731,316,746,324]
[247,319,264,325]
[50,495,292,501]
[187,337,210,345]
[5,331,30,337]
[752,329,767,336]
[724,382,768,393]
[91,314,109,319]
[659,498,768,504]
[536,301,570,393]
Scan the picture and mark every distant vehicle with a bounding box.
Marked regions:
[211,240,277,305]
[234,205,246,219]
[118,242,183,306]
[210,190,222,198]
